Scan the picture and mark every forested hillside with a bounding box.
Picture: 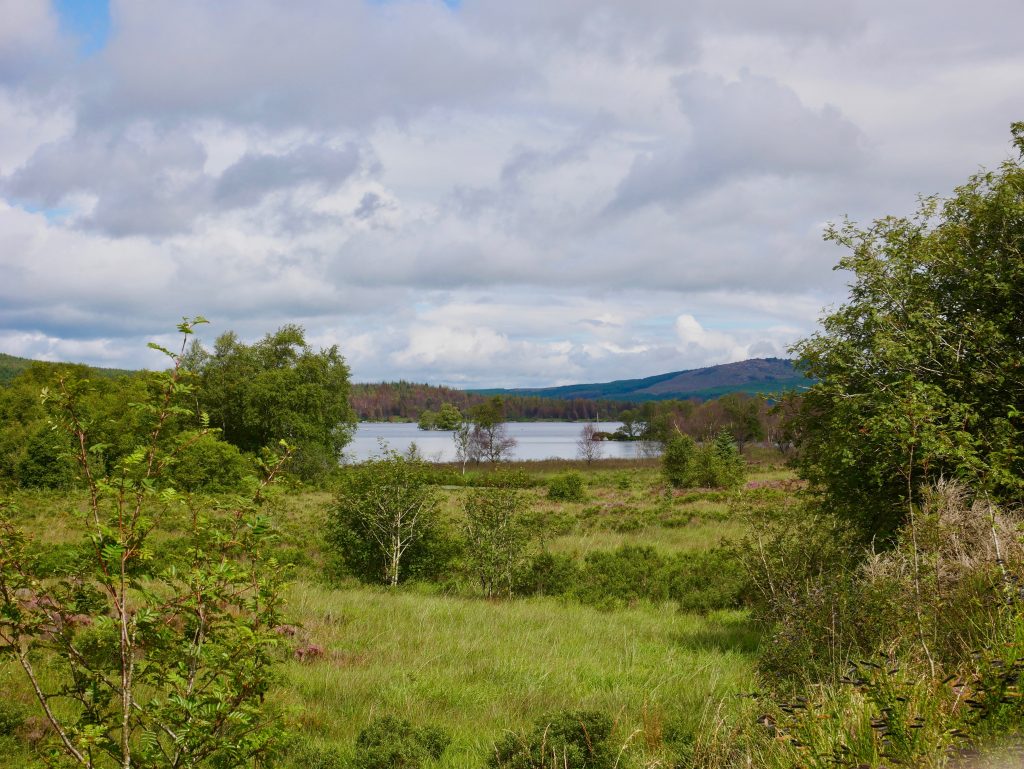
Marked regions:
[471,357,808,401]
[350,381,636,421]
[0,352,133,385]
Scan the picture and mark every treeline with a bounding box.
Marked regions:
[350,380,637,421]
[0,323,355,489]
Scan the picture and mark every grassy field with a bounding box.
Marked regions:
[0,453,796,768]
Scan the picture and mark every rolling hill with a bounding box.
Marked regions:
[0,352,135,386]
[470,357,809,402]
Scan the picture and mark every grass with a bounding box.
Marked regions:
[278,587,756,767]
[0,453,791,767]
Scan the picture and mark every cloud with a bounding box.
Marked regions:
[0,0,1022,387]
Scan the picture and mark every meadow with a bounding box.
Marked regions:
[0,454,790,769]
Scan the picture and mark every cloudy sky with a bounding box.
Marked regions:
[1,0,1021,387]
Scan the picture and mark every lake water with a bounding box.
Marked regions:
[344,422,653,463]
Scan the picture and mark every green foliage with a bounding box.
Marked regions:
[284,742,346,769]
[166,431,251,492]
[328,452,449,586]
[791,124,1024,537]
[435,403,464,431]
[463,489,532,598]
[741,481,1023,681]
[16,423,76,489]
[189,324,356,482]
[663,432,745,489]
[0,318,289,769]
[513,551,579,597]
[353,716,450,769]
[662,434,695,488]
[417,409,438,430]
[489,710,616,769]
[547,472,586,502]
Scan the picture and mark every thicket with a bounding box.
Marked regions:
[690,124,1024,769]
[662,432,745,489]
[0,319,289,769]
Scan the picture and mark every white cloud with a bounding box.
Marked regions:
[0,1,1022,387]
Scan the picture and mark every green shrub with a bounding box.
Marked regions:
[547,472,586,502]
[662,434,695,488]
[574,546,670,607]
[489,710,616,769]
[167,432,251,492]
[328,453,454,585]
[513,551,579,597]
[663,432,746,490]
[666,548,748,613]
[285,741,346,769]
[353,715,450,769]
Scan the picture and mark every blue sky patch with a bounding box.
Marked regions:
[54,0,111,57]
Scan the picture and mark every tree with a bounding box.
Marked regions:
[462,489,531,598]
[0,318,288,769]
[417,409,438,431]
[791,123,1024,538]
[188,325,356,481]
[662,433,696,488]
[468,397,517,464]
[452,419,478,474]
[576,423,604,464]
[435,403,463,431]
[328,451,443,586]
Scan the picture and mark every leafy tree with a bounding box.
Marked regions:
[188,325,356,481]
[463,489,531,598]
[468,397,517,464]
[434,403,463,431]
[792,123,1024,537]
[453,420,476,474]
[416,409,438,430]
[0,318,289,769]
[328,451,444,586]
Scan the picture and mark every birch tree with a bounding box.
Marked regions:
[329,451,440,586]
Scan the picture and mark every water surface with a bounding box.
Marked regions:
[345,421,648,462]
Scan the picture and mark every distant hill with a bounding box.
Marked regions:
[0,352,135,386]
[470,358,810,402]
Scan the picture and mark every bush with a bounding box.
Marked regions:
[547,472,586,502]
[513,551,579,597]
[463,488,532,598]
[666,548,748,613]
[354,716,450,769]
[328,452,454,585]
[663,432,745,490]
[490,710,616,769]
[284,742,345,769]
[167,432,251,492]
[573,546,670,607]
[742,480,1024,680]
[662,434,695,488]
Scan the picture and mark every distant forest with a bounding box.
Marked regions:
[350,381,636,422]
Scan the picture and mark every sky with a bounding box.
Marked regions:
[0,0,1021,387]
